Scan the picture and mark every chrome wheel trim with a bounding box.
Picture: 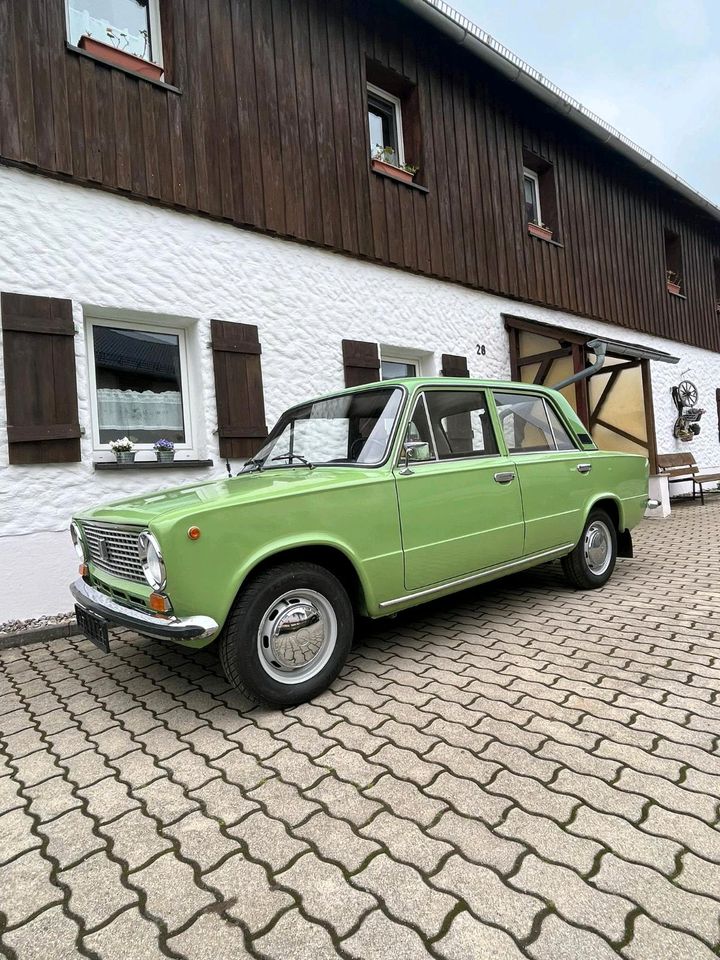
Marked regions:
[257,589,337,685]
[584,520,612,575]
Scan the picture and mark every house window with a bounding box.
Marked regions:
[523,168,541,226]
[66,0,163,65]
[367,83,405,166]
[664,229,683,295]
[87,319,192,450]
[382,357,417,379]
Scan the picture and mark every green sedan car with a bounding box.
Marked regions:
[70,378,650,706]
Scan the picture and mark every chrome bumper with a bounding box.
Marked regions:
[70,578,219,642]
[646,499,661,510]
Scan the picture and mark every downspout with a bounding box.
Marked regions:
[551,340,607,391]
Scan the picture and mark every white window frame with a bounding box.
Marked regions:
[65,0,164,68]
[523,167,542,225]
[380,350,424,380]
[86,314,193,457]
[367,82,405,166]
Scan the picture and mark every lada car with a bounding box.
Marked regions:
[70,378,649,706]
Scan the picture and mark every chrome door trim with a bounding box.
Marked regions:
[378,543,575,609]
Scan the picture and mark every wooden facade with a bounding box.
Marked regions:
[2,0,719,352]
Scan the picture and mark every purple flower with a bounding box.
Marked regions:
[153,438,175,451]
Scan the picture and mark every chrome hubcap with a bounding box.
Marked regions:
[584,520,612,575]
[257,589,336,684]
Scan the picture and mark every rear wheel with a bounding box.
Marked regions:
[561,509,617,589]
[219,561,354,707]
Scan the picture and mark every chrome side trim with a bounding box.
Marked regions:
[379,543,575,609]
[71,578,219,641]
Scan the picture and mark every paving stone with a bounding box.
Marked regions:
[499,807,601,874]
[435,910,527,960]
[60,852,136,930]
[538,741,621,780]
[206,854,293,933]
[254,907,340,960]
[180,724,236,760]
[295,811,377,872]
[677,852,720,901]
[594,853,720,945]
[0,808,42,864]
[354,852,455,936]
[0,775,27,814]
[423,716,490,750]
[364,773,446,827]
[261,746,326,790]
[427,771,512,824]
[78,775,140,824]
[527,913,619,960]
[622,914,718,960]
[83,906,167,960]
[12,749,64,789]
[229,809,309,872]
[360,811,450,872]
[424,742,500,784]
[341,908,431,960]
[488,770,577,823]
[275,721,336,758]
[57,749,112,789]
[681,768,720,799]
[132,852,214,931]
[190,777,258,827]
[0,849,63,927]
[41,808,106,870]
[101,808,172,871]
[2,904,81,960]
[641,806,720,862]
[247,776,318,827]
[615,768,718,823]
[512,853,632,942]
[24,774,82,823]
[429,809,524,873]
[167,913,253,959]
[309,775,383,826]
[550,769,646,822]
[278,851,376,936]
[112,748,162,789]
[317,744,387,787]
[569,806,681,875]
[594,740,684,781]
[325,720,388,755]
[433,854,544,940]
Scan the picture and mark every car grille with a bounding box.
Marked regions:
[80,521,146,584]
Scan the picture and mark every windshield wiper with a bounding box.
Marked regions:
[240,456,266,473]
[271,453,315,469]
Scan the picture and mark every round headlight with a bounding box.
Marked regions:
[70,521,86,561]
[137,532,166,591]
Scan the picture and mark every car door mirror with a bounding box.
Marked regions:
[399,440,432,474]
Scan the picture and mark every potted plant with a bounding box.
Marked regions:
[110,437,135,464]
[79,27,163,82]
[154,438,175,463]
[528,220,553,241]
[371,145,418,184]
[716,299,720,315]
[666,270,682,296]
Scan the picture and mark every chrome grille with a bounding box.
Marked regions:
[80,521,146,584]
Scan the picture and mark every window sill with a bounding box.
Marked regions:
[371,168,429,194]
[667,290,687,300]
[66,43,182,95]
[527,229,564,249]
[93,459,213,471]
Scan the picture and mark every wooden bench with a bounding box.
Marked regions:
[656,453,720,505]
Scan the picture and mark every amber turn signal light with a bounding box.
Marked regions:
[187,526,201,541]
[79,563,88,577]
[149,592,172,613]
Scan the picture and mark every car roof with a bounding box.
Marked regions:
[314,377,562,399]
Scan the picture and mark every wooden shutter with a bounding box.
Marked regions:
[342,340,380,387]
[211,319,268,458]
[1,293,81,464]
[716,389,720,442]
[441,354,470,377]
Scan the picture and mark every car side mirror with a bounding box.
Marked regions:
[399,440,431,475]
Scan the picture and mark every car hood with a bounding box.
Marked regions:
[75,466,381,528]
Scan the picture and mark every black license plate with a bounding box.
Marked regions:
[75,605,110,653]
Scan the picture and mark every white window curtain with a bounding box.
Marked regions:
[97,388,183,433]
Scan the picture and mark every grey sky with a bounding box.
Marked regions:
[448,0,720,206]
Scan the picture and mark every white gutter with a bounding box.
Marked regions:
[397,0,720,226]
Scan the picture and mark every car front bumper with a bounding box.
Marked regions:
[70,578,219,642]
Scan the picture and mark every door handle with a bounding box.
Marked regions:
[577,463,592,474]
[494,471,516,484]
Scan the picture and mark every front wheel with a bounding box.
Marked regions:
[561,509,617,589]
[219,562,354,707]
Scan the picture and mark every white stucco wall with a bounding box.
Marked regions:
[1,165,719,621]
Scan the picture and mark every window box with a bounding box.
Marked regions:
[371,158,415,184]
[528,221,553,242]
[667,280,682,296]
[78,35,163,81]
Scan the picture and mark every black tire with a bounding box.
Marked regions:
[561,508,618,590]
[219,561,354,707]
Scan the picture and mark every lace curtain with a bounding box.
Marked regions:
[97,388,183,433]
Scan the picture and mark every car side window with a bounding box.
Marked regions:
[424,390,499,460]
[404,395,436,460]
[493,391,576,453]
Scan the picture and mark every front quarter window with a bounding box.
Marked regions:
[249,387,404,469]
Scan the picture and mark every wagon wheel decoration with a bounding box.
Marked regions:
[676,380,698,409]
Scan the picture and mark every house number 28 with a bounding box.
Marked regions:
[476,344,486,355]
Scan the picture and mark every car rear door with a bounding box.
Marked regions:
[491,389,593,555]
[393,387,525,591]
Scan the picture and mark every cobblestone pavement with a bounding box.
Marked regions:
[2,502,720,959]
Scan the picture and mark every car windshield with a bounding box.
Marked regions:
[246,387,404,469]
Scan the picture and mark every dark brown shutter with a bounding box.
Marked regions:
[211,319,268,458]
[1,293,81,464]
[716,388,720,442]
[342,340,380,387]
[441,354,470,377]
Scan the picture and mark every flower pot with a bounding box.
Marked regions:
[371,158,415,184]
[156,450,175,463]
[528,222,553,241]
[78,35,164,82]
[115,451,136,464]
[667,281,682,296]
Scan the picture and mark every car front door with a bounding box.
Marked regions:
[393,388,525,591]
[491,390,592,555]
